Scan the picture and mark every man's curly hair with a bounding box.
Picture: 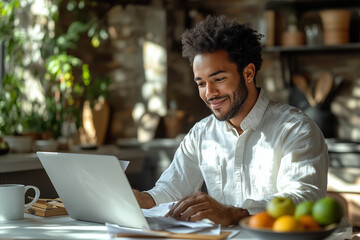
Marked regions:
[181,15,263,82]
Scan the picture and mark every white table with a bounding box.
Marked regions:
[0,214,355,240]
[0,214,110,239]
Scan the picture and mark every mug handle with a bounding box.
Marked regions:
[24,185,40,212]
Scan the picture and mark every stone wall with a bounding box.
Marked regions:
[105,5,167,142]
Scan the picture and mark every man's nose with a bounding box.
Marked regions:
[205,83,218,99]
[205,84,219,99]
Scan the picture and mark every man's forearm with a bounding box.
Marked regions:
[133,190,156,209]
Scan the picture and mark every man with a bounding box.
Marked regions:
[134,15,329,227]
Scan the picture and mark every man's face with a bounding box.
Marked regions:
[193,50,248,121]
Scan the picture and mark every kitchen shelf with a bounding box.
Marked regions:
[263,42,360,87]
[263,42,360,54]
[264,0,360,86]
[265,0,360,13]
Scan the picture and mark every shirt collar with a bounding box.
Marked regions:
[225,88,270,132]
[241,88,270,131]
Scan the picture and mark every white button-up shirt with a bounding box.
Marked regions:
[146,89,329,214]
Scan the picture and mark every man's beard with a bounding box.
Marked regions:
[208,76,248,121]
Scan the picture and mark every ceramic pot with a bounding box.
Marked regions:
[281,30,306,46]
[320,9,352,45]
[81,99,110,145]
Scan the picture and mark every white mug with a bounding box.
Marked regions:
[0,184,40,221]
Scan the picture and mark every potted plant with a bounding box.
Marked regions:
[39,3,112,147]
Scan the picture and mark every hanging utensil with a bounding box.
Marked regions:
[314,71,333,104]
[292,74,316,107]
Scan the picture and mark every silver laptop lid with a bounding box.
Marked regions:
[37,152,149,229]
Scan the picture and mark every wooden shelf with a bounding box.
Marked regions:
[265,0,360,12]
[263,42,360,87]
[263,43,360,54]
[263,0,360,87]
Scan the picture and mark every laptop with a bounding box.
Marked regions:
[37,151,150,229]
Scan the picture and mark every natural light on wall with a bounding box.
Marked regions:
[135,41,167,142]
[20,0,55,113]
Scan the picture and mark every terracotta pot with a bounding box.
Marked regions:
[320,10,352,31]
[323,30,349,45]
[281,30,306,46]
[81,99,110,145]
[319,9,352,45]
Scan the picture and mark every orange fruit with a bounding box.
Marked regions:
[248,212,275,229]
[273,215,304,232]
[298,215,321,231]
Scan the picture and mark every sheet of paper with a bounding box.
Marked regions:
[119,160,129,171]
[106,223,168,237]
[106,222,222,237]
[146,216,216,231]
[224,229,241,239]
[141,201,218,232]
[165,225,221,234]
[142,201,175,217]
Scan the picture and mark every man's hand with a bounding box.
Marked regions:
[133,190,156,209]
[165,192,249,226]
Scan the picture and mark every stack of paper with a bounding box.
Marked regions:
[106,202,239,240]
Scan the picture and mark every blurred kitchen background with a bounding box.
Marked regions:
[1,0,360,226]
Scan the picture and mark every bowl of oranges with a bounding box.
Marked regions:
[239,196,343,240]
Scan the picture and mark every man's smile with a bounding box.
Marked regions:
[208,97,227,109]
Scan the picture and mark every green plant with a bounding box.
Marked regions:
[1,0,111,139]
[0,0,27,136]
[86,76,111,108]
[38,1,111,136]
[0,74,26,136]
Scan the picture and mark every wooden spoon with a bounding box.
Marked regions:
[292,74,316,107]
[314,72,333,104]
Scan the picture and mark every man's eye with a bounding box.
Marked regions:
[215,77,225,81]
[197,82,205,87]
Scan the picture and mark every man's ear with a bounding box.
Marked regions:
[243,63,255,83]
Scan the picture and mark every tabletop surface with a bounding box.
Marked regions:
[0,214,356,240]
